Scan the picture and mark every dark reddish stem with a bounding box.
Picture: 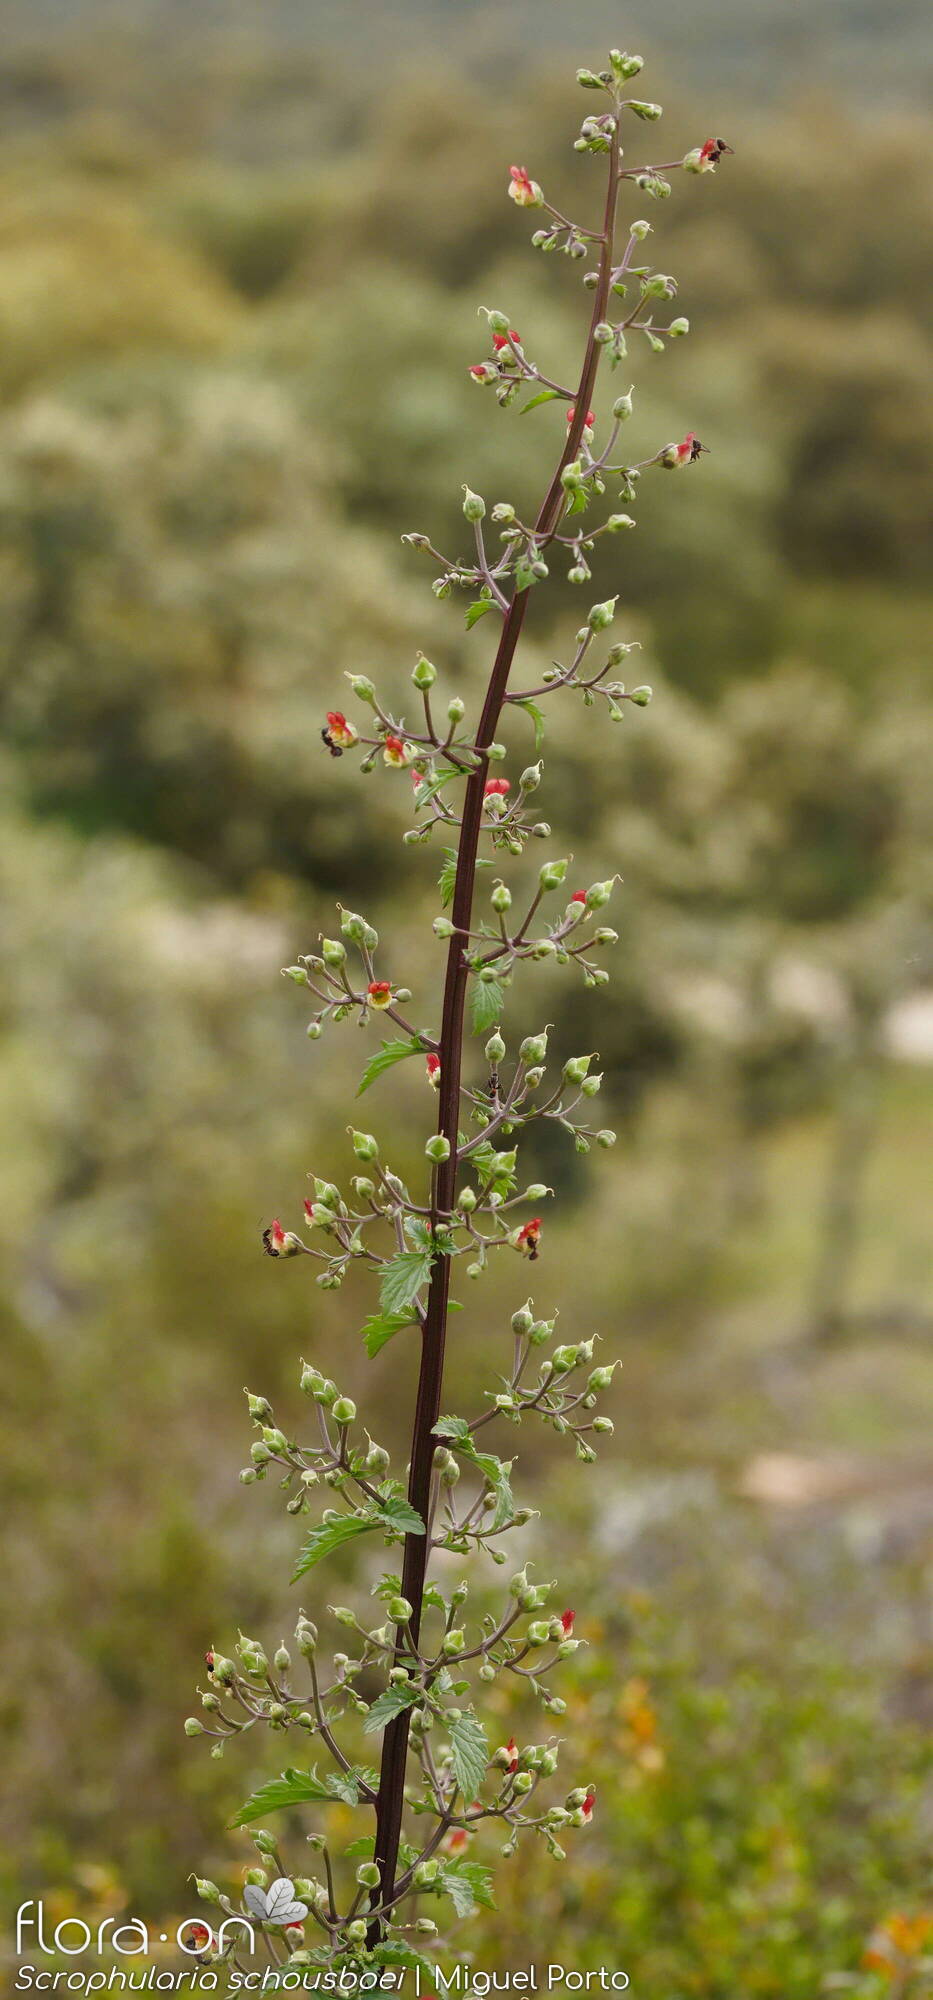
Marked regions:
[368,120,623,1936]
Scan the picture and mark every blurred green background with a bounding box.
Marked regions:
[1,2,932,1993]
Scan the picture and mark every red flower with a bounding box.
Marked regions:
[484,777,511,797]
[383,734,410,768]
[582,1785,596,1821]
[426,1053,441,1088]
[676,431,707,465]
[321,710,358,757]
[561,1608,576,1636]
[186,1924,212,1955]
[570,890,587,904]
[567,405,596,429]
[506,1736,520,1774]
[445,1828,469,1856]
[508,164,542,207]
[516,1217,542,1260]
[493,330,522,355]
[470,362,497,384]
[699,136,734,165]
[204,1649,215,1672]
[368,981,393,1008]
[262,1217,287,1256]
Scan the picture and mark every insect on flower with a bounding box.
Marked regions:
[515,1217,542,1260]
[262,1218,300,1258]
[321,711,358,757]
[662,431,708,468]
[700,136,734,165]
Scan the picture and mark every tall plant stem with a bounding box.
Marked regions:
[369,122,623,1933]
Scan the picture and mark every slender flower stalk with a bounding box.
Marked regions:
[184,51,730,1979]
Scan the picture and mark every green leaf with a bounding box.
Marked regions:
[439,1860,497,1917]
[514,557,536,592]
[325,1766,376,1805]
[470,976,506,1035]
[473,1449,515,1531]
[371,1945,437,1979]
[377,1494,425,1537]
[446,1711,489,1799]
[438,848,458,908]
[344,1837,376,1858]
[362,1310,417,1359]
[518,699,546,752]
[434,1415,471,1442]
[357,1036,426,1096]
[466,598,493,630]
[379,1249,434,1317]
[363,1682,421,1734]
[520,389,561,414]
[291,1513,377,1582]
[232,1766,331,1826]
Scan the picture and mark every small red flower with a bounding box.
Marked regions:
[445,1827,469,1855]
[186,1924,212,1955]
[570,890,587,905]
[426,1053,441,1088]
[262,1217,287,1256]
[567,405,596,429]
[492,330,522,355]
[676,431,707,465]
[470,362,497,384]
[561,1608,576,1636]
[582,1784,596,1821]
[516,1217,542,1260]
[321,710,358,757]
[484,777,511,797]
[506,1736,520,1774]
[284,1923,305,1945]
[383,734,410,768]
[368,980,393,1008]
[699,136,734,165]
[508,164,541,207]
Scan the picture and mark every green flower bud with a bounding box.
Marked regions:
[585,879,616,908]
[525,1066,545,1088]
[514,1770,535,1793]
[425,1134,451,1163]
[447,696,466,723]
[612,389,634,420]
[355,1861,381,1889]
[588,597,617,631]
[597,1128,617,1148]
[332,1397,357,1425]
[628,99,662,120]
[444,1628,465,1653]
[457,1184,478,1212]
[487,309,511,334]
[413,1860,440,1887]
[520,1029,549,1064]
[539,853,569,889]
[345,674,376,704]
[350,1130,378,1161]
[261,1425,287,1452]
[668,316,689,337]
[607,513,636,532]
[492,501,516,523]
[346,1920,368,1945]
[412,653,437,690]
[576,67,604,88]
[563,1054,593,1083]
[388,1596,413,1623]
[610,49,644,78]
[194,1880,221,1905]
[415,1919,438,1936]
[321,937,346,967]
[520,761,542,791]
[184,1717,204,1736]
[630,685,652,705]
[274,1645,291,1673]
[594,1415,614,1433]
[512,1301,535,1335]
[283,964,310,985]
[490,884,512,914]
[593,321,613,344]
[462,487,486,522]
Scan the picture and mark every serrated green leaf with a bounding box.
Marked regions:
[518,699,546,752]
[446,1711,489,1799]
[371,1945,437,1978]
[362,1310,417,1359]
[357,1036,426,1096]
[473,1449,515,1531]
[363,1681,421,1734]
[519,389,561,414]
[324,1765,377,1805]
[379,1249,434,1317]
[232,1766,331,1826]
[466,598,493,630]
[291,1513,377,1583]
[438,848,458,908]
[434,1415,471,1441]
[470,977,506,1035]
[377,1494,425,1537]
[439,1859,497,1916]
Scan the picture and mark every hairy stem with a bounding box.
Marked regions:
[369,121,623,1934]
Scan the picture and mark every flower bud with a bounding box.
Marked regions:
[524,1065,545,1088]
[668,316,689,337]
[585,879,616,908]
[539,856,568,891]
[351,1130,378,1161]
[520,761,542,791]
[346,1920,368,1945]
[597,1128,617,1149]
[485,1031,507,1064]
[447,696,466,722]
[630,685,652,705]
[457,1184,478,1212]
[194,1880,221,1905]
[563,1054,593,1083]
[607,513,636,532]
[412,653,437,689]
[274,1645,291,1673]
[321,937,346,967]
[520,1029,549,1063]
[490,884,512,914]
[425,1134,451,1163]
[246,1392,272,1420]
[514,1770,535,1792]
[627,99,662,120]
[332,1397,357,1425]
[588,598,617,630]
[345,674,376,704]
[462,487,486,522]
[576,67,604,88]
[184,1717,204,1736]
[610,49,644,77]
